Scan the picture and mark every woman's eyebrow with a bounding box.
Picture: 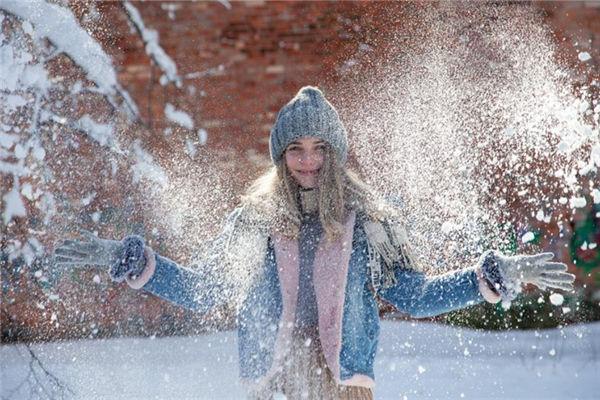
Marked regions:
[288,140,325,146]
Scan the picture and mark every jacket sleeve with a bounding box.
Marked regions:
[124,207,244,314]
[377,264,486,318]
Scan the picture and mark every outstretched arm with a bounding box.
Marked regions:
[377,262,495,318]
[53,207,245,314]
[377,251,574,318]
[127,251,229,314]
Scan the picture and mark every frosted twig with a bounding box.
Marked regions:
[123,1,182,88]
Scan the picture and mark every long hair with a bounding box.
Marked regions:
[241,145,395,242]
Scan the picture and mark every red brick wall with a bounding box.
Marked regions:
[82,1,404,154]
[2,1,599,341]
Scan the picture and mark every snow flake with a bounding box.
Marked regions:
[131,140,168,188]
[198,128,208,145]
[441,221,461,234]
[578,51,591,62]
[76,115,116,148]
[91,211,101,223]
[535,210,545,222]
[569,197,586,208]
[165,103,194,129]
[0,133,19,148]
[3,181,27,225]
[549,293,564,306]
[521,232,535,243]
[80,192,96,206]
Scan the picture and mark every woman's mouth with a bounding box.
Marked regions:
[297,170,319,176]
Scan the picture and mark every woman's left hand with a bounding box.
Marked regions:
[480,251,576,301]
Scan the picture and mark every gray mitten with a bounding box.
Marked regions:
[480,250,576,303]
[53,231,147,283]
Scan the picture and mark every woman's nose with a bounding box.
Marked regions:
[299,151,318,164]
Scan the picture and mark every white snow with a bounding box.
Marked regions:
[165,103,194,129]
[1,0,139,118]
[441,220,461,234]
[8,238,40,265]
[590,144,600,168]
[3,94,28,112]
[217,0,232,10]
[569,196,587,208]
[160,3,181,20]
[76,115,115,148]
[20,183,34,200]
[578,51,591,62]
[123,1,181,87]
[0,133,19,148]
[549,293,564,306]
[2,180,27,225]
[80,192,96,206]
[131,141,168,188]
[1,320,598,399]
[31,141,45,160]
[198,128,208,145]
[503,126,515,137]
[91,211,101,223]
[14,143,27,159]
[185,138,197,158]
[535,209,544,221]
[0,161,28,176]
[521,231,535,243]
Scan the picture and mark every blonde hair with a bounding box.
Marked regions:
[241,146,394,242]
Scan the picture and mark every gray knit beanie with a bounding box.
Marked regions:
[269,86,348,165]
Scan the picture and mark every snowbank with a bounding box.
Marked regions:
[1,320,598,399]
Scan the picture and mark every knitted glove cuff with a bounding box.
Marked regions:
[480,250,519,302]
[110,235,146,283]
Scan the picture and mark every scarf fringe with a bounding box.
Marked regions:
[363,219,417,291]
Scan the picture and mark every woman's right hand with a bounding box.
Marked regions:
[53,231,147,282]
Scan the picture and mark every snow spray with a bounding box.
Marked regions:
[339,3,598,273]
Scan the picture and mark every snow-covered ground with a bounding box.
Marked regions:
[2,320,598,400]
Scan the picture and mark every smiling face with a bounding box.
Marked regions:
[284,136,326,189]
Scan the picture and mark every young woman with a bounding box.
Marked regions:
[54,86,575,400]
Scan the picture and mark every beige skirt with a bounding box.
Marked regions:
[247,327,374,400]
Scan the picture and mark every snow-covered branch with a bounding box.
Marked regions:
[1,0,140,120]
[123,1,182,88]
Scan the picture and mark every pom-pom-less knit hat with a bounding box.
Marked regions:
[269,86,348,165]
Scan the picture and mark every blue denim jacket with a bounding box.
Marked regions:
[133,211,485,385]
